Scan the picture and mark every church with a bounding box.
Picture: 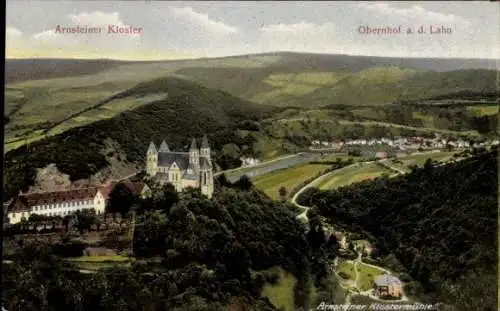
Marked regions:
[146,134,214,198]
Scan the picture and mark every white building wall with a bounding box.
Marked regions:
[30,199,97,217]
[7,211,29,224]
[93,191,106,214]
[7,190,107,223]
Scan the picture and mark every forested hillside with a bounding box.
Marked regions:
[297,149,498,310]
[3,77,282,200]
[2,186,341,311]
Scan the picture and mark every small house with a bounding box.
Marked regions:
[373,275,403,298]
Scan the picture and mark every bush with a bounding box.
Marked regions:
[52,241,87,257]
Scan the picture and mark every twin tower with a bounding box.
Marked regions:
[146,134,214,198]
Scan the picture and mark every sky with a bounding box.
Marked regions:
[6,1,500,60]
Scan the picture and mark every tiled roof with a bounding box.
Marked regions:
[183,173,199,181]
[190,138,197,150]
[158,152,190,170]
[8,187,100,212]
[159,140,170,152]
[98,184,114,200]
[201,134,210,149]
[374,275,401,286]
[148,142,157,151]
[122,179,147,195]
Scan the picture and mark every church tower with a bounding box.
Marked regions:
[200,134,211,159]
[199,134,213,198]
[200,158,214,199]
[146,141,158,177]
[189,138,200,170]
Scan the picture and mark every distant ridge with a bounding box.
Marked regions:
[6,52,498,84]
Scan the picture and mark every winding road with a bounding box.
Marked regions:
[289,157,414,306]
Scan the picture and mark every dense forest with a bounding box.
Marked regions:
[297,149,498,311]
[3,78,282,200]
[2,181,342,311]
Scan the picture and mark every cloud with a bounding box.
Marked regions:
[356,3,472,27]
[68,11,123,26]
[171,7,239,35]
[6,26,22,39]
[259,22,337,52]
[32,29,58,41]
[260,21,335,36]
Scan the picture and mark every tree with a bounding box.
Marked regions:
[233,175,252,190]
[106,182,138,217]
[151,183,179,212]
[278,186,287,201]
[75,209,97,233]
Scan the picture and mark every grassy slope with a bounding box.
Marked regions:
[389,151,459,172]
[260,267,298,311]
[5,54,496,152]
[252,163,331,200]
[175,65,497,107]
[317,163,390,190]
[306,151,498,310]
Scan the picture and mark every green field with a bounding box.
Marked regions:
[5,54,495,153]
[5,89,168,152]
[260,267,298,311]
[337,261,356,281]
[468,105,499,116]
[253,163,331,200]
[316,163,390,190]
[66,255,134,270]
[356,263,386,291]
[412,111,434,128]
[390,151,459,172]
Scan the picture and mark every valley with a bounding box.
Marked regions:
[3,52,498,311]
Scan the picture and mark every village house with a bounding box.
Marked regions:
[373,275,403,299]
[375,151,388,159]
[332,231,349,249]
[240,157,261,167]
[99,179,151,200]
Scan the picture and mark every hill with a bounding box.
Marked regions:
[297,149,498,310]
[3,77,282,200]
[175,66,498,107]
[6,53,496,84]
[5,53,498,153]
[5,58,128,84]
[2,186,343,311]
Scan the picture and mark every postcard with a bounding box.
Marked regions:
[3,2,498,311]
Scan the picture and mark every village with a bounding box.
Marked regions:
[310,134,499,156]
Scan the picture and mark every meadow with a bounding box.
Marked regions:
[252,163,331,200]
[388,151,460,172]
[467,104,499,116]
[316,162,391,190]
[356,263,386,291]
[259,267,298,311]
[66,254,134,271]
[4,53,494,155]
